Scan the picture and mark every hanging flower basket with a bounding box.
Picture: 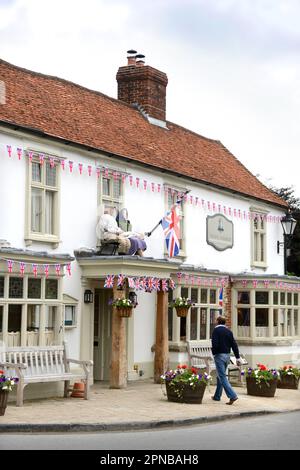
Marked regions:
[175,306,190,318]
[117,306,133,318]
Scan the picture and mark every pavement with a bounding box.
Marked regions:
[0,380,300,432]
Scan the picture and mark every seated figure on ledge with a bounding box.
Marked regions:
[96,206,147,256]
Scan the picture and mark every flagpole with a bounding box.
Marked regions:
[145,190,190,237]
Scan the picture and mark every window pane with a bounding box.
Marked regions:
[8,304,22,332]
[180,316,186,341]
[0,306,3,332]
[260,233,264,260]
[65,305,75,326]
[238,291,250,304]
[27,305,41,331]
[28,278,41,299]
[190,307,197,340]
[9,277,23,298]
[0,277,4,298]
[255,308,268,327]
[238,308,250,326]
[46,163,56,186]
[191,288,198,303]
[32,162,41,182]
[113,180,122,199]
[280,292,285,305]
[200,308,207,339]
[294,294,298,306]
[294,310,298,335]
[103,178,110,196]
[45,306,56,329]
[273,291,278,305]
[181,287,188,299]
[201,289,208,303]
[287,293,292,306]
[210,290,216,304]
[254,232,259,261]
[31,188,42,232]
[255,291,269,304]
[210,309,218,338]
[45,279,58,299]
[45,191,54,234]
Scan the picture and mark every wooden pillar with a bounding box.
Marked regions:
[154,290,169,383]
[110,283,127,389]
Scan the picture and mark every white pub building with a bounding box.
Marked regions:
[0,52,299,398]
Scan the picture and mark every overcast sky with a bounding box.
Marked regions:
[0,0,299,197]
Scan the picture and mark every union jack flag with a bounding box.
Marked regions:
[117,274,125,288]
[219,288,223,307]
[104,274,115,288]
[128,277,135,288]
[147,277,155,291]
[169,279,176,290]
[161,204,180,258]
[135,277,141,290]
[44,264,49,278]
[19,262,26,277]
[161,279,168,292]
[154,278,160,291]
[7,259,13,273]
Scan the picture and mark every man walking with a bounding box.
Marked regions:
[211,315,242,405]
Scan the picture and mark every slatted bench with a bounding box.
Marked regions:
[187,340,247,382]
[0,341,93,406]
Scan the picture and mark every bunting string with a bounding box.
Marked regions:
[0,142,284,224]
[0,256,72,277]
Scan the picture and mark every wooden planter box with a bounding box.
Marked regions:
[0,390,9,416]
[175,306,190,318]
[246,377,278,397]
[277,375,299,390]
[166,381,206,404]
[117,307,133,318]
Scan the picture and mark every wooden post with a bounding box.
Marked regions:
[154,290,169,383]
[110,282,127,388]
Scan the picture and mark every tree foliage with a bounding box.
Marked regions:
[270,186,300,276]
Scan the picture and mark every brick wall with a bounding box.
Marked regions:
[116,65,168,121]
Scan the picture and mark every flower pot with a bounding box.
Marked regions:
[166,381,206,404]
[0,390,9,416]
[71,382,85,398]
[117,306,133,318]
[277,375,299,390]
[175,306,190,318]
[246,376,278,397]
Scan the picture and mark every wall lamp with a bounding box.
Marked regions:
[84,289,94,304]
[277,212,297,274]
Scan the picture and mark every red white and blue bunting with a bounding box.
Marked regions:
[104,274,176,292]
[239,279,300,292]
[176,273,229,288]
[2,257,72,277]
[1,142,284,224]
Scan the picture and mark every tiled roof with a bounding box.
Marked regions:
[0,58,285,207]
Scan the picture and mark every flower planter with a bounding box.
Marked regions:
[0,390,9,416]
[175,306,190,318]
[166,381,206,404]
[117,306,133,318]
[246,376,278,397]
[278,375,299,390]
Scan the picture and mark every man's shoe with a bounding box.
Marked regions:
[226,397,238,405]
[211,396,220,401]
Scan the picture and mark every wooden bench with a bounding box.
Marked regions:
[187,340,247,383]
[0,341,93,406]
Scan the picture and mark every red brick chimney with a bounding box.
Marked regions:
[116,51,168,121]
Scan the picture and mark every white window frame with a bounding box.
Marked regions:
[25,152,61,247]
[63,294,78,328]
[169,285,222,343]
[250,207,268,268]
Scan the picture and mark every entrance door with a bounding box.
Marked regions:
[93,289,113,381]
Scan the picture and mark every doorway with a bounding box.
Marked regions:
[93,289,113,381]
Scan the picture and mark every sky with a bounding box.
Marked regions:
[0,0,299,197]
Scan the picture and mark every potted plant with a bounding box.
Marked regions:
[169,297,194,317]
[111,297,135,317]
[242,363,279,397]
[278,365,300,390]
[0,370,19,415]
[161,364,211,403]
